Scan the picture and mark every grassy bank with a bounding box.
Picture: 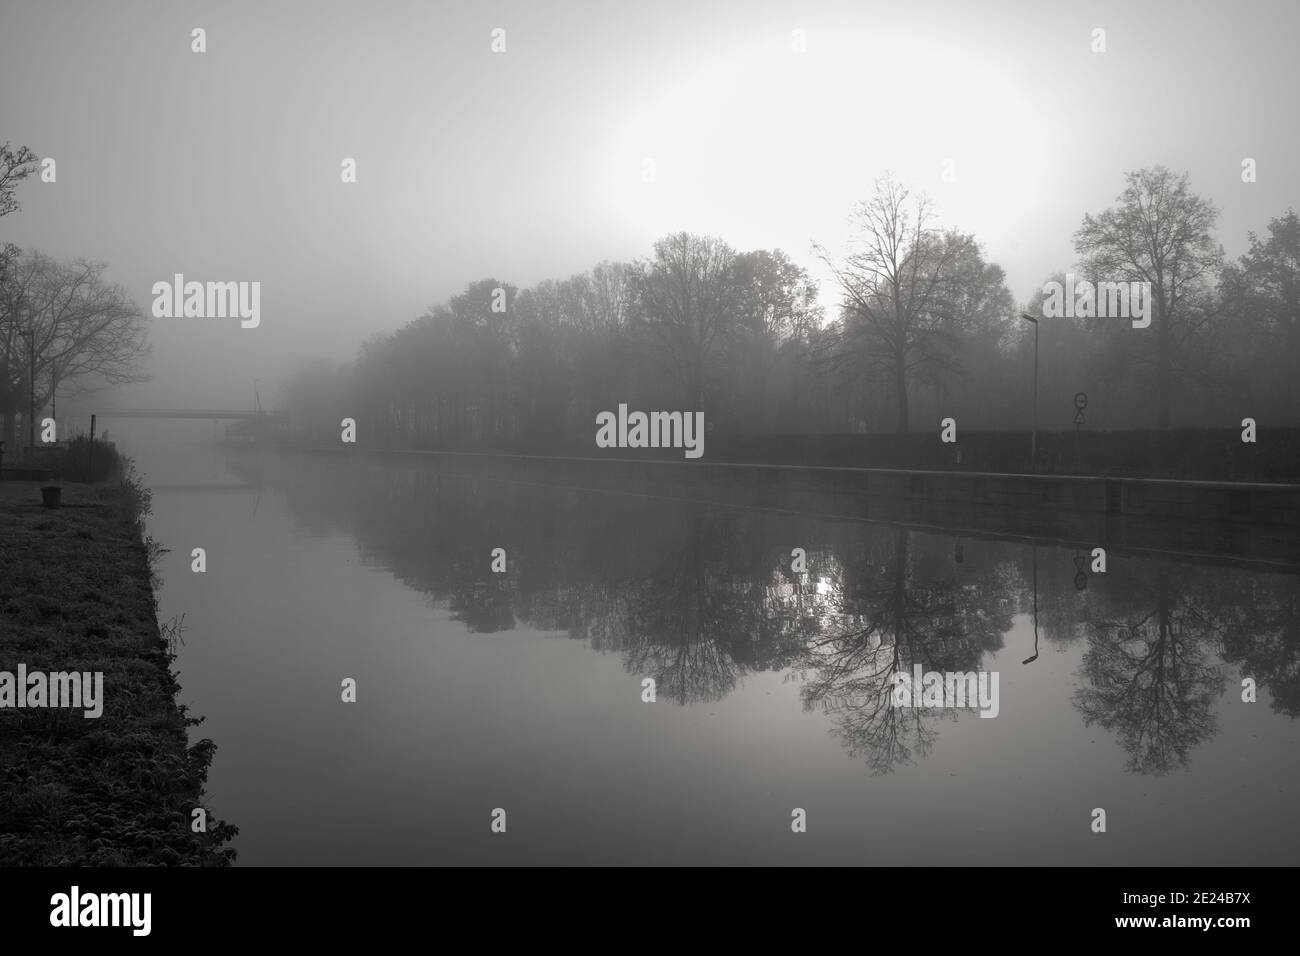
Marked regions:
[0,472,237,865]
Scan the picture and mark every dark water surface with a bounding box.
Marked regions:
[119,429,1300,865]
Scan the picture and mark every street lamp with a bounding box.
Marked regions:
[1020,312,1039,469]
[20,326,36,454]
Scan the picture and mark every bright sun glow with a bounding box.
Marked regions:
[608,28,1058,306]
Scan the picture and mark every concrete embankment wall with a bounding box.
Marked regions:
[381,450,1300,568]
[260,446,1299,568]
[360,450,1297,522]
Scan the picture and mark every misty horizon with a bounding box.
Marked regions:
[3,0,1297,412]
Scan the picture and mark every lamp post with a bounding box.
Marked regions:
[1020,312,1039,469]
[20,326,36,454]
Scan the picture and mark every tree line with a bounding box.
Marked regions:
[289,167,1300,448]
[4,137,1297,452]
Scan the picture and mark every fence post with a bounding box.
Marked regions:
[88,414,96,482]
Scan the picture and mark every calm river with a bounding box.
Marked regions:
[113,423,1300,865]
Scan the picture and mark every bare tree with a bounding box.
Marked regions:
[816,174,968,432]
[0,142,38,222]
[0,142,39,445]
[1,252,150,447]
[586,260,635,335]
[915,234,1016,427]
[1074,166,1221,429]
[630,232,739,409]
[731,248,822,426]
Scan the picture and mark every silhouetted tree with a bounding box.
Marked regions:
[816,174,984,432]
[1220,209,1300,421]
[1074,167,1222,428]
[630,232,739,411]
[0,252,149,450]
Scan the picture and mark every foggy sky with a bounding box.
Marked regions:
[2,0,1296,410]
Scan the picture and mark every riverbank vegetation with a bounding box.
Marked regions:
[0,467,237,865]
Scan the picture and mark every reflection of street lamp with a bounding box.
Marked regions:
[1022,545,1039,665]
[1020,313,1039,469]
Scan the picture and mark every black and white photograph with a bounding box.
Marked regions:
[0,0,1294,937]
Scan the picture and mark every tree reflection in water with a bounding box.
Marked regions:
[228,454,1299,777]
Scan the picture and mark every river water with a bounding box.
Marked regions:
[114,424,1300,865]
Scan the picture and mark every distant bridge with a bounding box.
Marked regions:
[93,408,287,422]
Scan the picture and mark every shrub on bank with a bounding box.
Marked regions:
[54,436,125,483]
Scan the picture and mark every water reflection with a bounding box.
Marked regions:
[1077,565,1224,774]
[227,452,1299,778]
[792,529,1012,772]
